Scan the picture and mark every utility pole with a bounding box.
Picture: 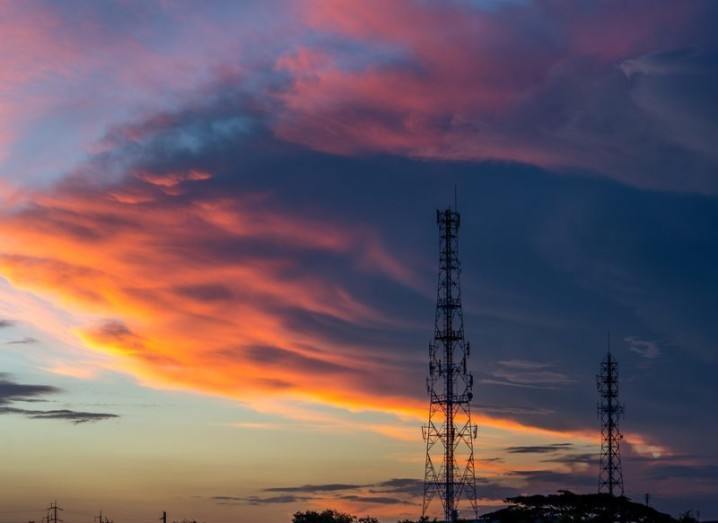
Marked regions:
[597,341,625,497]
[95,510,113,523]
[422,208,479,522]
[161,511,167,523]
[46,502,62,523]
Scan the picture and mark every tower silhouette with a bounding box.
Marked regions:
[597,346,624,496]
[422,208,479,522]
[46,502,62,523]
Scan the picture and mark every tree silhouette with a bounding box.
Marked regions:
[292,510,371,523]
[479,491,698,522]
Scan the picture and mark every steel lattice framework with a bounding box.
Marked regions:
[422,208,479,523]
[597,350,625,497]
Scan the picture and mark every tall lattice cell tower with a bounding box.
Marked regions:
[422,208,479,523]
[597,348,625,497]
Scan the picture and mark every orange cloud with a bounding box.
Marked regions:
[0,169,417,411]
[0,162,669,456]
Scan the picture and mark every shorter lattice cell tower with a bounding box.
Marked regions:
[422,208,479,523]
[597,345,625,497]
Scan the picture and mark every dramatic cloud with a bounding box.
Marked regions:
[2,71,716,455]
[3,1,717,193]
[0,157,424,421]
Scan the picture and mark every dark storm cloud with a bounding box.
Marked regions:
[0,375,118,424]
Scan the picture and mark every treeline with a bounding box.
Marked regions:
[476,491,700,522]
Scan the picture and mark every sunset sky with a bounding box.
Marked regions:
[1,1,717,521]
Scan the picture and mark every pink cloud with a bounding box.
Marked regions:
[266,0,712,191]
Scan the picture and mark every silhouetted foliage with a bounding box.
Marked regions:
[478,490,698,522]
[676,511,702,523]
[292,510,376,523]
